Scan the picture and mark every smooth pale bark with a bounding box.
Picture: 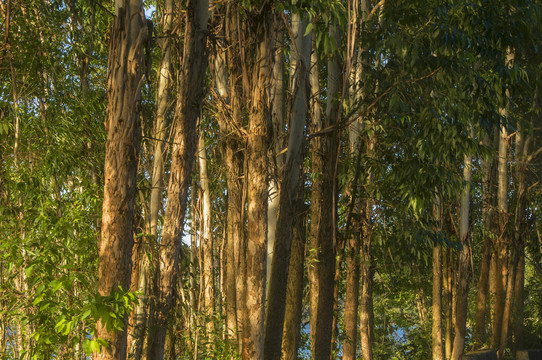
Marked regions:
[267,28,285,289]
[309,21,342,360]
[432,195,443,360]
[474,130,498,349]
[242,5,272,360]
[264,9,310,360]
[281,200,307,360]
[491,123,509,351]
[148,1,210,358]
[127,1,174,357]
[198,133,215,337]
[451,151,472,360]
[95,1,146,358]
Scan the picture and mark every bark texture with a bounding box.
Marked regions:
[127,1,174,357]
[148,0,210,357]
[281,200,307,360]
[308,22,341,360]
[451,151,472,360]
[242,5,273,360]
[264,9,310,359]
[96,1,146,358]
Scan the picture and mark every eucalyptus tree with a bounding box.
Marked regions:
[95,0,147,358]
[264,3,311,358]
[148,0,210,357]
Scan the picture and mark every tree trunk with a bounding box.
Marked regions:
[127,1,174,357]
[242,5,273,360]
[95,1,146,358]
[267,27,285,291]
[360,196,374,360]
[474,129,497,350]
[213,9,245,343]
[444,248,453,359]
[309,21,342,360]
[451,150,472,360]
[264,8,310,359]
[281,200,307,360]
[198,133,215,338]
[432,195,443,360]
[148,0,210,357]
[491,122,509,351]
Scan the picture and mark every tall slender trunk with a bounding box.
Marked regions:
[474,129,498,349]
[309,20,342,360]
[281,199,307,360]
[444,248,453,359]
[491,122,509,351]
[242,5,272,360]
[451,150,472,360]
[198,133,215,337]
[267,27,285,290]
[264,8,310,359]
[127,2,174,357]
[432,195,443,360]
[213,8,245,343]
[148,0,210,357]
[95,1,146,358]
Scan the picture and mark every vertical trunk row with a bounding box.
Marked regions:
[309,20,342,360]
[242,5,273,360]
[451,149,472,360]
[95,0,146,358]
[264,6,311,359]
[148,0,210,358]
[128,1,175,357]
[473,129,498,349]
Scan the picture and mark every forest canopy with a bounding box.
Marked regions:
[0,0,541,359]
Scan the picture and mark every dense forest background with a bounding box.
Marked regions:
[1,0,541,359]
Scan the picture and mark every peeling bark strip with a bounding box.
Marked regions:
[95,0,146,359]
[148,0,210,358]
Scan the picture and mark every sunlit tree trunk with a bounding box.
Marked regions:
[443,248,453,359]
[148,0,210,357]
[242,5,273,360]
[309,20,342,360]
[198,133,215,338]
[491,120,509,352]
[451,149,472,360]
[267,26,285,290]
[95,1,146,358]
[127,1,174,358]
[474,129,497,350]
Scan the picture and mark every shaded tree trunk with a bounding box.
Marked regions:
[281,200,307,360]
[474,129,498,350]
[264,8,310,359]
[309,20,342,360]
[95,1,146,358]
[127,1,174,357]
[451,150,472,360]
[432,195,443,360]
[148,0,210,357]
